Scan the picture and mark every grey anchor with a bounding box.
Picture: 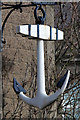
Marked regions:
[13,5,70,109]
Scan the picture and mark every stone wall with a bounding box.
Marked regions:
[2,4,36,118]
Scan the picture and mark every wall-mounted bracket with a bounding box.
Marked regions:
[32,2,57,5]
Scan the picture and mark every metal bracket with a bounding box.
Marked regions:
[32,2,57,5]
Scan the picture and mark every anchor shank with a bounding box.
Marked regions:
[37,40,46,95]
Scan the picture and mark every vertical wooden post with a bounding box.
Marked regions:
[0,1,2,119]
[45,5,57,118]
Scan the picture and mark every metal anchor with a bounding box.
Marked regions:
[13,6,70,109]
[13,24,70,109]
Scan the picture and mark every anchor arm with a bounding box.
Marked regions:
[47,70,70,104]
[13,70,70,109]
[13,78,37,106]
[19,92,35,105]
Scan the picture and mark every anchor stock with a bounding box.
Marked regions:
[13,4,70,109]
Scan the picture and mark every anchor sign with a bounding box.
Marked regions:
[13,24,70,109]
[13,5,70,109]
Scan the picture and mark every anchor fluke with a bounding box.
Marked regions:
[13,78,26,94]
[57,70,69,88]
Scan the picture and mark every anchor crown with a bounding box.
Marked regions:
[13,70,70,109]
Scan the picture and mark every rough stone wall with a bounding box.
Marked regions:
[2,4,37,118]
[2,3,57,119]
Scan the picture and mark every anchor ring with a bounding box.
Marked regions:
[34,4,46,24]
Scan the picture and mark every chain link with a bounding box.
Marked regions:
[34,4,46,24]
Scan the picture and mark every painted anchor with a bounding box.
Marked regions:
[13,5,70,109]
[13,24,70,109]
